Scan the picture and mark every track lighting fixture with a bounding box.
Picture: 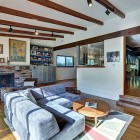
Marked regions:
[35,29,38,35]
[87,0,93,7]
[105,9,111,16]
[9,25,13,32]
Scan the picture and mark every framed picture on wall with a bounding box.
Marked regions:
[0,44,3,54]
[0,58,5,63]
[9,39,26,62]
[107,51,120,62]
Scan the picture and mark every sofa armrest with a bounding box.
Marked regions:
[46,102,85,140]
[65,86,81,95]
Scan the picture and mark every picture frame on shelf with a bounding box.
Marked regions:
[31,50,36,55]
[36,52,42,56]
[0,44,3,54]
[0,58,5,63]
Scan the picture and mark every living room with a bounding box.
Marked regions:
[0,0,140,140]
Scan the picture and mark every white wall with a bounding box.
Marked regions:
[77,37,124,100]
[0,36,30,65]
[53,9,140,47]
[54,47,77,81]
[30,39,53,47]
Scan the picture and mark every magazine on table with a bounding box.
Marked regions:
[85,102,97,108]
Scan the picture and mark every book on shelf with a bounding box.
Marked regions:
[85,102,97,108]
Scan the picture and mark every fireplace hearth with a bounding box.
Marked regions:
[0,73,15,88]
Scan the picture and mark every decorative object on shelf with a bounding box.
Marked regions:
[107,51,120,62]
[0,58,5,63]
[9,39,26,62]
[0,44,3,54]
[30,44,53,65]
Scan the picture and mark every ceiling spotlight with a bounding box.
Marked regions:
[105,9,111,16]
[9,25,13,32]
[35,29,38,35]
[87,0,93,7]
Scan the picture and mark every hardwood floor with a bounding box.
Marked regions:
[1,80,140,140]
[0,102,16,140]
[126,76,140,97]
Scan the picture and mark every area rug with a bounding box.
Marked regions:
[5,110,133,140]
[74,110,133,140]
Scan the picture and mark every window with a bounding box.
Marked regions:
[79,41,104,66]
[57,55,74,67]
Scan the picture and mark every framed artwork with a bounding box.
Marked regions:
[9,39,26,62]
[0,58,5,63]
[107,51,120,62]
[0,44,3,54]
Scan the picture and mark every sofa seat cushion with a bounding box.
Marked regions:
[41,84,66,96]
[37,95,61,106]
[30,88,44,100]
[52,98,72,108]
[16,100,60,140]
[60,92,80,102]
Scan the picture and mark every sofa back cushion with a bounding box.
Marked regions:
[15,100,60,140]
[42,84,66,96]
[30,88,44,100]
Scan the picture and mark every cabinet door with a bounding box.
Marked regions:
[31,66,56,83]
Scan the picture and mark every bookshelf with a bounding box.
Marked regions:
[30,44,53,65]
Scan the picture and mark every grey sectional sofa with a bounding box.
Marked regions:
[4,84,85,140]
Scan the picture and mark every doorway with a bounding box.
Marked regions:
[125,34,140,97]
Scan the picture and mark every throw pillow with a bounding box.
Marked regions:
[0,88,13,102]
[30,88,44,100]
[42,89,54,97]
[23,81,35,87]
[19,89,37,104]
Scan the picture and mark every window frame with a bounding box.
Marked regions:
[56,55,74,67]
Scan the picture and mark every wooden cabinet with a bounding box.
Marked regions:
[30,44,53,65]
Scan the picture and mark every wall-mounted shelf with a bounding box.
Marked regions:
[30,44,53,65]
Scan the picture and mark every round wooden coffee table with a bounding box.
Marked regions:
[73,98,110,127]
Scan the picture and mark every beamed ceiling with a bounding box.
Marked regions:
[0,0,140,41]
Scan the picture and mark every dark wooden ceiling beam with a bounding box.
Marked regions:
[0,33,56,40]
[0,19,74,34]
[28,0,104,25]
[0,6,87,31]
[54,26,140,51]
[96,0,125,18]
[0,27,64,38]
